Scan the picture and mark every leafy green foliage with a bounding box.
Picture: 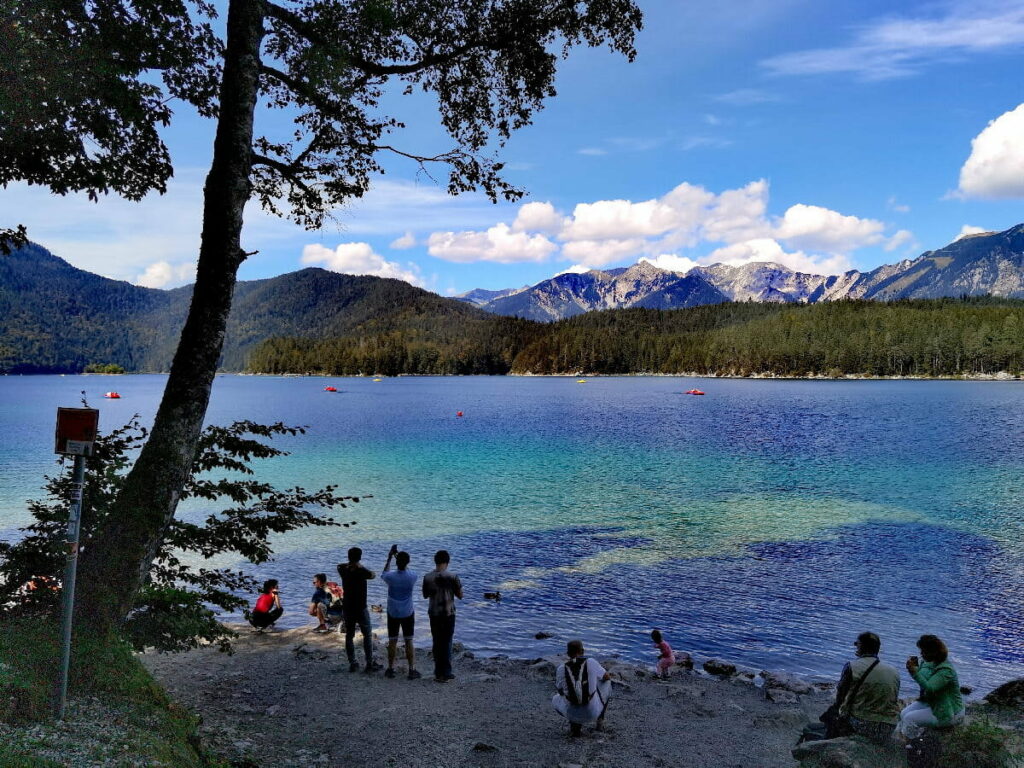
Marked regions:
[0,417,360,653]
[0,0,221,202]
[254,0,643,217]
[83,363,126,373]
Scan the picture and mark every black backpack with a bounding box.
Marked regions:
[563,657,592,706]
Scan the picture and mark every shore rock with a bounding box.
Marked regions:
[985,678,1024,708]
[703,659,737,677]
[762,670,814,695]
[792,737,901,767]
[674,651,694,670]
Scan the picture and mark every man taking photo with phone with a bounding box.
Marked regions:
[381,545,421,680]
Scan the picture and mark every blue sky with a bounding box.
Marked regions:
[4,0,1024,295]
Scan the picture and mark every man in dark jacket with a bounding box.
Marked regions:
[337,547,380,673]
[422,549,463,682]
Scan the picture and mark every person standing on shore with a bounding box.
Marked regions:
[381,545,421,680]
[422,549,463,683]
[552,639,612,737]
[337,547,380,673]
[651,629,673,679]
[250,579,283,630]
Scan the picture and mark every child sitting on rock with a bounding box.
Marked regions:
[651,629,673,679]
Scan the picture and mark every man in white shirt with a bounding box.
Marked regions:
[552,639,612,737]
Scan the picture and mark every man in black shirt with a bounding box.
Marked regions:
[337,547,380,673]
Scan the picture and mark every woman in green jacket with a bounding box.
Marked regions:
[897,634,965,738]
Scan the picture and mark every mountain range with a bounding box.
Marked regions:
[458,224,1024,321]
[2,223,1024,374]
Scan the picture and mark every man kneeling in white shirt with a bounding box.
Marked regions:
[552,639,612,737]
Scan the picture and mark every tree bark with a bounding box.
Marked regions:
[77,0,266,632]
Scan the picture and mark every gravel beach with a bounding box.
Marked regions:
[141,625,833,768]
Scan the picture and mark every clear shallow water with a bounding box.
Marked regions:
[2,375,1024,691]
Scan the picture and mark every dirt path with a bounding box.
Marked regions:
[141,625,831,768]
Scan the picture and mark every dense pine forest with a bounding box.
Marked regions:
[247,297,1024,378]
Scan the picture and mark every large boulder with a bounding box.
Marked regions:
[985,678,1024,708]
[674,651,694,670]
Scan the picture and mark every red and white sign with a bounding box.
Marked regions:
[55,408,99,456]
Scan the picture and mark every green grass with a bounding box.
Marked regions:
[0,615,225,767]
[938,718,1024,768]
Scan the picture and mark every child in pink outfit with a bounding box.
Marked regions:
[651,629,673,679]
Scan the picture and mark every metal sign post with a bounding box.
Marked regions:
[54,407,99,720]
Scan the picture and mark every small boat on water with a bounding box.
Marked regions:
[104,392,121,399]
[577,379,587,383]
[372,378,382,382]
[324,386,337,392]
[684,389,705,396]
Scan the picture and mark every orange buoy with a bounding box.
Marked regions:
[456,411,464,417]
[324,386,337,392]
[104,391,121,399]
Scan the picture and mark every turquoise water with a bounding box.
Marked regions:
[2,375,1023,691]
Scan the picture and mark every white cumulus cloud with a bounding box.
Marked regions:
[561,238,648,267]
[427,223,557,264]
[706,238,852,275]
[885,229,917,252]
[958,104,1024,199]
[301,242,423,286]
[775,204,885,252]
[390,232,416,249]
[640,254,701,274]
[554,264,595,276]
[136,261,197,289]
[955,225,989,241]
[560,198,681,241]
[512,202,564,234]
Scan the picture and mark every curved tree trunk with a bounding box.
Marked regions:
[77,0,266,633]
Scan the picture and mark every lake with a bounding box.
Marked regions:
[2,374,1023,692]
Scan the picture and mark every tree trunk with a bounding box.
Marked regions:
[77,0,266,633]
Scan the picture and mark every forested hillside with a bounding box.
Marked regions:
[249,297,1024,378]
[0,243,523,372]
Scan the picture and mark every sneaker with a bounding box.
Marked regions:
[365,661,383,674]
[313,625,329,633]
[349,661,360,673]
[443,673,456,681]
[434,676,450,683]
[384,668,396,679]
[407,670,422,680]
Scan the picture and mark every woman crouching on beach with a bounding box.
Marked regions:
[552,639,612,737]
[250,579,283,630]
[898,634,965,738]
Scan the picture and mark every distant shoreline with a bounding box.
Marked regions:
[4,371,1022,381]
